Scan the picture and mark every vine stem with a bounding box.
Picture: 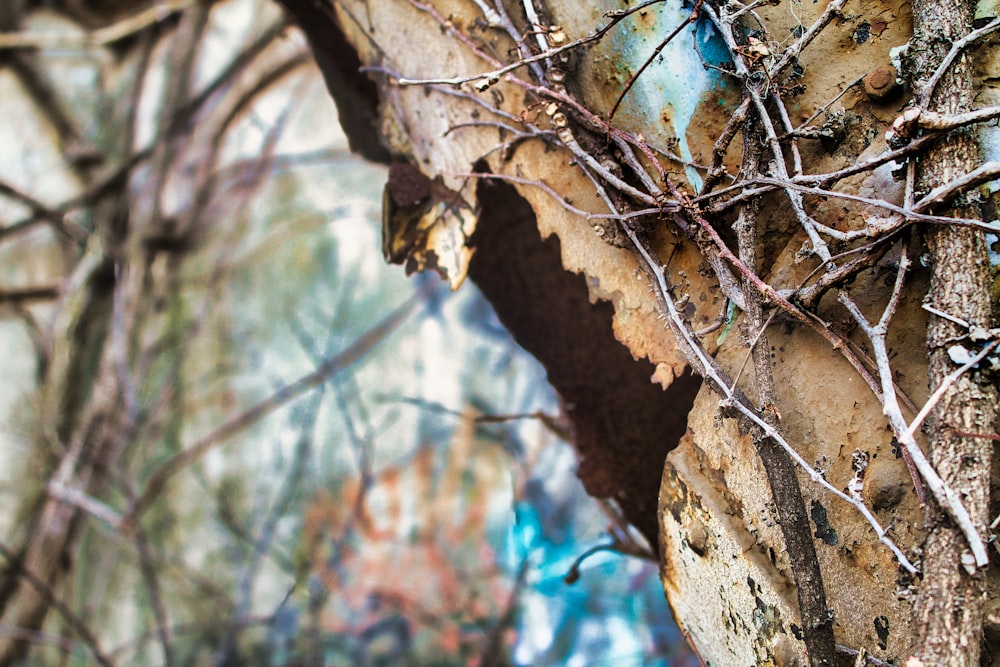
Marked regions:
[623,221,919,574]
[838,258,989,569]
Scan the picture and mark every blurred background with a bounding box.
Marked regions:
[0,1,695,664]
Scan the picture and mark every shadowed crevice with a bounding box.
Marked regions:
[469,173,701,550]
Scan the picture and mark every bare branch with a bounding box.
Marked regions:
[630,224,919,573]
[0,0,195,49]
[912,161,1000,212]
[918,16,1000,105]
[126,291,427,524]
[0,543,116,667]
[838,258,989,569]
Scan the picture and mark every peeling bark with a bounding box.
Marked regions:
[278,0,1000,663]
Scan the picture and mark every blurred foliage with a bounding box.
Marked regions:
[0,1,694,665]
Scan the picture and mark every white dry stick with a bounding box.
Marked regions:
[903,341,999,443]
[706,3,835,265]
[838,255,990,568]
[921,303,970,328]
[557,128,659,205]
[521,0,552,65]
[607,200,920,572]
[469,0,502,27]
[919,16,1000,104]
[396,30,584,87]
[915,106,1000,133]
[913,161,1000,212]
[768,0,850,76]
[46,482,124,528]
[0,0,196,50]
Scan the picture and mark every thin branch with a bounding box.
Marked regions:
[700,96,751,195]
[789,74,866,137]
[902,340,1000,444]
[128,493,176,667]
[520,0,552,67]
[610,1,702,119]
[45,482,123,527]
[918,16,1000,105]
[554,128,661,205]
[767,0,849,78]
[629,224,919,573]
[735,119,837,664]
[393,0,652,88]
[912,161,1000,212]
[125,291,427,524]
[922,303,971,329]
[0,286,59,305]
[835,645,897,667]
[0,0,194,49]
[702,175,998,236]
[0,542,116,667]
[576,141,916,572]
[838,256,989,568]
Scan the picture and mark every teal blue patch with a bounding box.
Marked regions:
[716,299,738,346]
[605,0,729,190]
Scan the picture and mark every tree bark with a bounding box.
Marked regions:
[280,0,1000,663]
[905,1,1000,664]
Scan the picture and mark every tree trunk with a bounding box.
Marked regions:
[280,0,1000,663]
[904,1,999,664]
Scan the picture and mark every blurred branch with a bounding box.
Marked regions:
[212,147,357,182]
[209,394,324,667]
[0,286,59,305]
[45,482,123,526]
[391,395,570,440]
[0,178,56,219]
[5,304,49,380]
[168,17,292,137]
[126,289,430,524]
[4,51,86,151]
[0,626,80,660]
[212,55,310,148]
[108,615,276,663]
[1,156,142,244]
[291,313,379,527]
[186,54,310,229]
[477,556,530,667]
[0,542,115,667]
[121,482,176,667]
[0,0,195,50]
[2,17,294,241]
[149,0,212,225]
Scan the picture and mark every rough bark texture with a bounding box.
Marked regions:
[905,1,1000,663]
